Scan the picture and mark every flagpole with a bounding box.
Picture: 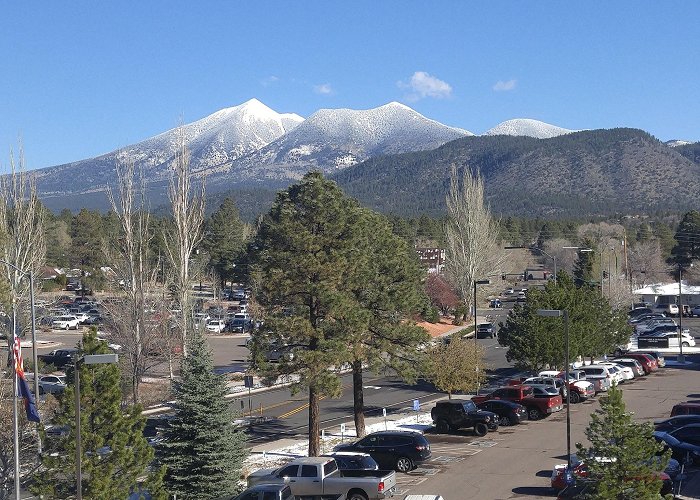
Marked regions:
[13,302,21,499]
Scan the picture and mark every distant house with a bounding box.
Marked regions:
[415,247,445,274]
[39,266,64,281]
[633,282,700,307]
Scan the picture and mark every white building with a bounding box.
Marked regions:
[633,282,700,307]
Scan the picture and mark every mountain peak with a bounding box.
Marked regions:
[484,118,575,139]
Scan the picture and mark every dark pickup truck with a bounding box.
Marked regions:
[38,348,78,368]
[430,399,498,436]
[471,384,563,420]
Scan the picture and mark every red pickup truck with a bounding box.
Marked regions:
[472,384,563,420]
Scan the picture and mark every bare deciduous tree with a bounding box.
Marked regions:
[163,129,206,357]
[444,165,506,317]
[103,159,163,402]
[628,240,670,287]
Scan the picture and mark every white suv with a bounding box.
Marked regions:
[52,315,80,330]
[654,303,679,317]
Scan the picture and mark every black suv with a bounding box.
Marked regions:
[334,430,431,473]
[431,399,498,435]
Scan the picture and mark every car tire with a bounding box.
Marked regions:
[346,491,369,500]
[64,324,69,330]
[682,342,690,348]
[435,419,450,434]
[395,456,414,473]
[527,407,543,420]
[473,422,488,436]
[569,391,580,404]
[499,415,511,426]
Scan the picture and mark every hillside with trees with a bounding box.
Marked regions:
[331,128,700,217]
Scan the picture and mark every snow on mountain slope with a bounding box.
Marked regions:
[484,119,575,139]
[33,99,303,196]
[227,102,472,182]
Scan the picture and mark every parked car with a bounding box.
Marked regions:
[523,376,568,398]
[52,315,80,330]
[538,370,595,403]
[472,384,563,421]
[671,402,700,417]
[628,313,665,324]
[430,399,498,435]
[38,374,66,395]
[653,431,700,464]
[334,430,431,473]
[654,303,679,317]
[228,313,253,333]
[247,456,396,499]
[611,358,645,377]
[489,299,502,309]
[594,362,632,383]
[655,415,700,433]
[475,400,528,426]
[476,322,495,338]
[321,452,379,472]
[228,484,294,500]
[38,348,79,368]
[616,353,657,374]
[205,319,226,333]
[579,365,616,391]
[628,307,653,318]
[632,351,665,368]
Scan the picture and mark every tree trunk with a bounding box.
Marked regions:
[308,385,320,457]
[352,359,366,438]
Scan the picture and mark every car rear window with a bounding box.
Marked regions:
[323,460,338,476]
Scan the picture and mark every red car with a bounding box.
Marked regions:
[671,402,700,417]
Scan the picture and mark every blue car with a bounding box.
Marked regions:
[653,431,700,464]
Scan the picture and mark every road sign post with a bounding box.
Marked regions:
[382,408,387,430]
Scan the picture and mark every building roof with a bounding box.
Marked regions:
[633,282,700,295]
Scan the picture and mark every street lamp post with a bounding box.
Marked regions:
[538,309,572,478]
[74,353,119,500]
[473,279,490,395]
[678,264,686,364]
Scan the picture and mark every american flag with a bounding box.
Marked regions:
[12,331,40,422]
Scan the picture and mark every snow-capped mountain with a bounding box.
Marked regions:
[33,99,303,198]
[32,99,470,210]
[484,119,575,139]
[220,102,472,183]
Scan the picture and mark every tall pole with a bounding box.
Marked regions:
[75,360,82,500]
[473,279,478,395]
[553,256,557,286]
[29,272,41,455]
[564,310,571,472]
[678,265,685,364]
[12,302,20,500]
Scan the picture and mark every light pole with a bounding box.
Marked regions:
[473,279,490,395]
[74,353,119,500]
[531,247,557,285]
[678,263,688,364]
[538,308,572,479]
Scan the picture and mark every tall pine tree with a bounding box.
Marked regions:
[32,329,166,499]
[202,197,246,289]
[158,330,247,499]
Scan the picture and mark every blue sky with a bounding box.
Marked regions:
[2,1,699,169]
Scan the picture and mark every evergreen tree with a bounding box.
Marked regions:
[573,239,596,287]
[671,210,700,270]
[158,330,247,499]
[576,385,670,499]
[32,329,166,499]
[497,272,630,372]
[202,197,246,289]
[344,209,429,436]
[250,172,363,456]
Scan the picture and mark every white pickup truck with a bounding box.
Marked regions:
[247,456,396,500]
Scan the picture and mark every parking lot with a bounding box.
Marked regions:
[393,358,700,499]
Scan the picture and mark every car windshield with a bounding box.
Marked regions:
[462,401,477,412]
